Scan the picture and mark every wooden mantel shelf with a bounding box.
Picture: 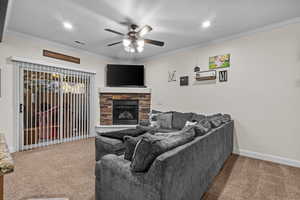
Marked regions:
[0,133,14,200]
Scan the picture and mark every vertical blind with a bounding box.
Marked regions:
[15,61,94,151]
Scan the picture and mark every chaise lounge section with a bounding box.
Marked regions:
[95,119,234,200]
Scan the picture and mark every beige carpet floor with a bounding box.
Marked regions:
[4,138,300,200]
[5,138,95,200]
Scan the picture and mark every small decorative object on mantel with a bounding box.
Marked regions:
[168,70,177,82]
[180,76,189,86]
[195,70,216,81]
[209,54,230,69]
[43,50,80,64]
[219,70,228,82]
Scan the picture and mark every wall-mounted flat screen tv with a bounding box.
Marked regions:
[106,64,145,87]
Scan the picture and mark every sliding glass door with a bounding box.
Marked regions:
[17,62,93,150]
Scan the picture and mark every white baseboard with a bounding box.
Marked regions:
[233,149,300,168]
[9,146,16,153]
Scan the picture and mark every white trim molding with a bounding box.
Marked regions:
[98,87,151,94]
[233,149,300,168]
[140,17,300,62]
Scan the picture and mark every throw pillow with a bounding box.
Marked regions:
[131,127,195,172]
[199,118,212,130]
[172,112,194,130]
[221,114,231,123]
[185,120,198,127]
[157,112,173,129]
[193,123,210,137]
[209,117,222,128]
[124,133,150,161]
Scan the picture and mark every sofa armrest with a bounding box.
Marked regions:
[95,136,124,161]
[96,154,163,200]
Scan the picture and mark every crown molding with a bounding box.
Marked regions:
[139,17,300,63]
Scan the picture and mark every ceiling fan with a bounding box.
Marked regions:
[105,24,165,53]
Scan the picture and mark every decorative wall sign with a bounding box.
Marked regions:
[209,54,230,69]
[180,76,189,86]
[195,70,216,81]
[219,70,228,82]
[43,50,80,64]
[168,70,177,82]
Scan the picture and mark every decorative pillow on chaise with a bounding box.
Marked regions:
[124,133,151,161]
[130,126,195,172]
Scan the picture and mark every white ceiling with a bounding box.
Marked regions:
[7,0,300,60]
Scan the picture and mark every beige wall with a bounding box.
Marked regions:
[144,23,300,165]
[0,31,117,151]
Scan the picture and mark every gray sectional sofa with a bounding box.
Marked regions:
[95,111,234,200]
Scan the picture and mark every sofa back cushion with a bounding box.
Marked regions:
[191,113,206,122]
[172,112,193,130]
[131,126,195,172]
[157,112,173,129]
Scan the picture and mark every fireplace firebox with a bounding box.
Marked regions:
[113,100,139,125]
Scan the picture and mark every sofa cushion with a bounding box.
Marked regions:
[207,113,222,120]
[172,112,193,130]
[209,117,222,128]
[131,126,195,172]
[96,136,124,152]
[124,133,149,161]
[99,128,146,141]
[157,112,173,129]
[193,123,210,137]
[221,114,231,123]
[199,118,212,130]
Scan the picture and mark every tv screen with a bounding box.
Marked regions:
[106,64,145,87]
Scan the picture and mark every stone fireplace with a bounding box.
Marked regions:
[99,88,151,126]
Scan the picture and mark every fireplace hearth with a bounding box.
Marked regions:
[113,100,139,125]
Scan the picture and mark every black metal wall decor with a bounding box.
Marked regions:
[168,70,177,82]
[180,76,189,86]
[219,70,228,82]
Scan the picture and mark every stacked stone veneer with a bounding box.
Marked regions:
[100,93,151,125]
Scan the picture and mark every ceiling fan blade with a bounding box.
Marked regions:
[104,29,125,36]
[107,41,122,46]
[144,39,164,47]
[138,25,153,36]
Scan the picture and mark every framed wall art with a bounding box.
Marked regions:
[180,76,189,86]
[209,54,230,69]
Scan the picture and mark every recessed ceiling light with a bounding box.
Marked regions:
[202,20,211,28]
[63,22,73,30]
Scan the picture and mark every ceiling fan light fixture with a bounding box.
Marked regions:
[137,39,145,47]
[202,20,211,28]
[123,38,131,47]
[139,25,153,36]
[137,46,144,53]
